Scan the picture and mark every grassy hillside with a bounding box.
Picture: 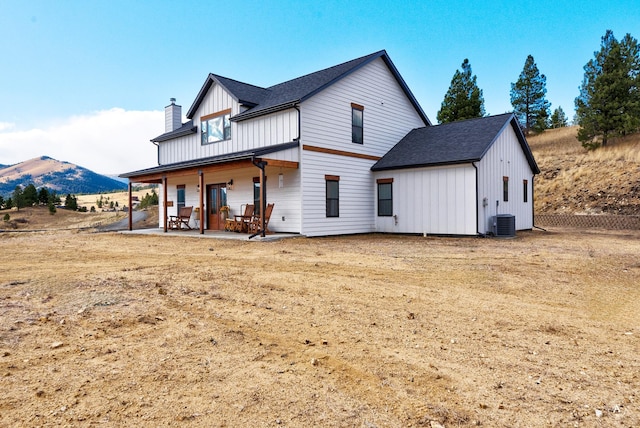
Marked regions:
[0,156,127,197]
[529,127,640,215]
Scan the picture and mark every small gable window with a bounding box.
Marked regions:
[503,176,509,202]
[201,109,231,144]
[523,179,528,203]
[325,175,340,217]
[377,178,393,217]
[351,103,364,144]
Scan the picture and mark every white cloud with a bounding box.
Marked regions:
[0,109,164,175]
[0,122,15,132]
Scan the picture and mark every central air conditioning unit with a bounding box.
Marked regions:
[494,214,516,237]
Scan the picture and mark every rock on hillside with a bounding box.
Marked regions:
[0,156,127,197]
[529,127,640,215]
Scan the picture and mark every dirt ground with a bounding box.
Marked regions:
[1,221,639,427]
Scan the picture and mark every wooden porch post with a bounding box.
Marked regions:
[199,170,204,235]
[163,175,168,233]
[128,182,133,231]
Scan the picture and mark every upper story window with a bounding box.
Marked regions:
[201,109,231,144]
[523,179,528,203]
[351,103,364,144]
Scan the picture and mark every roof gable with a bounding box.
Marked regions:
[186,74,270,119]
[372,114,539,173]
[185,50,430,125]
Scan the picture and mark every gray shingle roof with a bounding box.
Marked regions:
[184,50,430,125]
[120,141,300,178]
[151,120,197,143]
[186,75,270,119]
[371,114,539,174]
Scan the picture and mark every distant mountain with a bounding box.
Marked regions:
[0,156,128,197]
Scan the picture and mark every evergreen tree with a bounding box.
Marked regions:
[575,30,640,148]
[12,186,25,210]
[510,55,551,134]
[551,106,568,128]
[437,59,486,123]
[23,184,38,206]
[64,194,78,211]
[5,197,13,209]
[0,195,4,209]
[38,187,50,205]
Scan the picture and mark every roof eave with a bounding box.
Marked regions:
[372,159,479,172]
[120,141,300,179]
[507,115,540,174]
[150,125,197,143]
[379,54,432,126]
[231,101,299,122]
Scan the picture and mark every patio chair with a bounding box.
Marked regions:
[168,206,193,230]
[248,203,274,235]
[232,204,254,232]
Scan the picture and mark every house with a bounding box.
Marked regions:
[121,50,539,237]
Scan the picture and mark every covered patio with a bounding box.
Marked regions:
[120,142,299,239]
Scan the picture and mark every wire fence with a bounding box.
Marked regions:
[535,214,640,230]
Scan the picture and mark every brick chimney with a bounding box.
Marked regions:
[165,98,182,132]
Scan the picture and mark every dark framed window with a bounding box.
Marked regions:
[503,176,509,202]
[201,109,231,144]
[351,103,363,144]
[177,185,185,209]
[325,175,340,217]
[523,179,528,203]
[377,178,393,216]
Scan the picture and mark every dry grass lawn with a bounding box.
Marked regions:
[529,127,640,215]
[1,209,639,427]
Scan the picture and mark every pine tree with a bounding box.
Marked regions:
[575,30,640,148]
[38,187,50,205]
[550,107,568,128]
[12,186,25,210]
[437,59,486,123]
[510,55,551,134]
[64,194,78,211]
[23,184,38,207]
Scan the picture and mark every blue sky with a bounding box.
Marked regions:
[1,0,638,174]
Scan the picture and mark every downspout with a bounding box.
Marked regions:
[472,162,480,236]
[152,141,160,165]
[294,104,301,141]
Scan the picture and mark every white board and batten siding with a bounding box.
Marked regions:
[158,166,302,232]
[158,83,299,165]
[299,57,427,236]
[476,124,535,233]
[301,154,376,237]
[221,166,302,234]
[374,164,477,235]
